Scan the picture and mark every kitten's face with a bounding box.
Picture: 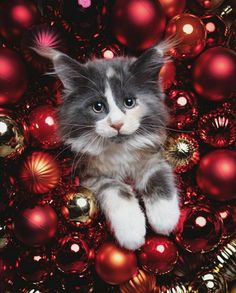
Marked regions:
[52,46,168,154]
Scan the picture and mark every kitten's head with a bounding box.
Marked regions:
[37,44,170,155]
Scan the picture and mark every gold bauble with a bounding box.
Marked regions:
[61,186,99,228]
[120,269,156,293]
[153,282,188,293]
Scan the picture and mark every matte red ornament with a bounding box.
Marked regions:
[165,89,198,129]
[0,48,28,105]
[138,236,178,274]
[165,13,206,59]
[159,0,186,18]
[111,0,166,50]
[174,205,222,253]
[196,150,236,201]
[55,234,91,274]
[215,205,236,238]
[20,151,60,194]
[159,61,176,91]
[95,242,138,285]
[13,205,58,246]
[193,47,236,101]
[28,105,61,149]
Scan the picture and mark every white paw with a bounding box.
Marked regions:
[145,194,180,235]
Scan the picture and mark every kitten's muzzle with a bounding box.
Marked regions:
[110,122,123,131]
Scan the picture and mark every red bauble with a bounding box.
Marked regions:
[216,205,236,238]
[196,0,224,10]
[139,236,178,275]
[165,14,206,59]
[111,0,166,50]
[196,150,236,201]
[20,151,60,194]
[28,105,61,149]
[159,0,186,18]
[16,249,52,283]
[95,242,138,285]
[0,48,28,105]
[193,47,236,101]
[165,89,198,129]
[174,205,222,253]
[13,205,58,246]
[0,0,39,41]
[55,234,91,274]
[159,61,176,91]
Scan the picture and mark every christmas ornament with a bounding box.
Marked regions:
[193,47,236,101]
[28,105,61,149]
[62,272,94,292]
[159,0,186,18]
[138,236,178,274]
[13,204,58,246]
[0,114,26,159]
[228,20,236,52]
[16,249,52,283]
[19,151,60,194]
[198,107,236,148]
[216,205,236,238]
[174,205,222,253]
[95,242,137,285]
[92,41,122,59]
[163,134,200,173]
[86,221,108,250]
[201,14,227,47]
[196,150,236,201]
[153,282,188,293]
[111,0,166,50]
[165,90,198,129]
[55,234,91,274]
[0,257,14,291]
[196,0,224,10]
[0,0,39,41]
[159,61,176,91]
[61,186,99,228]
[0,48,28,105]
[165,13,206,59]
[0,225,10,251]
[120,269,156,293]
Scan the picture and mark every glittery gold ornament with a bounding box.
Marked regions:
[61,186,99,228]
[0,114,25,159]
[120,269,156,293]
[163,134,200,173]
[153,282,188,293]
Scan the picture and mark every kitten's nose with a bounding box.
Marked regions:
[110,122,123,131]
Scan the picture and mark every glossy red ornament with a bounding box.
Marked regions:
[174,205,222,253]
[159,0,186,18]
[111,0,166,50]
[13,205,58,246]
[165,13,206,59]
[193,47,236,101]
[138,236,178,274]
[165,89,198,129]
[16,249,52,283]
[28,105,61,149]
[0,0,39,41]
[159,61,176,91]
[92,42,122,59]
[0,48,28,105]
[216,205,236,238]
[196,0,224,10]
[95,242,138,285]
[198,107,236,148]
[20,151,60,194]
[196,150,236,201]
[55,234,91,274]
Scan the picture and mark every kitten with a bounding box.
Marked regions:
[36,43,180,250]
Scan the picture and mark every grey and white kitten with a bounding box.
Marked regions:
[38,43,180,250]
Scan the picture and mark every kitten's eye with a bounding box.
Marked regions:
[92,101,105,113]
[124,97,136,109]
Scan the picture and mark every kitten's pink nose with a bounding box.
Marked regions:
[110,122,123,131]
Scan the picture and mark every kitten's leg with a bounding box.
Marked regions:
[84,178,146,250]
[136,159,180,235]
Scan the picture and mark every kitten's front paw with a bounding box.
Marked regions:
[145,194,180,235]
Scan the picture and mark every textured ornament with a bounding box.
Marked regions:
[174,205,222,253]
[86,221,108,250]
[0,225,10,251]
[111,0,166,50]
[159,0,186,18]
[165,90,198,129]
[28,105,61,149]
[13,204,58,246]
[198,107,236,148]
[165,13,206,59]
[138,236,178,274]
[95,242,137,285]
[216,205,236,238]
[120,269,156,293]
[193,47,236,101]
[20,151,60,194]
[0,48,28,105]
[196,150,236,201]
[153,282,188,293]
[159,61,176,91]
[0,114,26,159]
[163,134,200,173]
[61,186,99,228]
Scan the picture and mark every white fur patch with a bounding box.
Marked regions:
[106,67,116,78]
